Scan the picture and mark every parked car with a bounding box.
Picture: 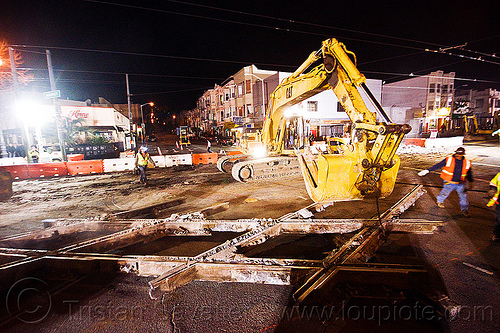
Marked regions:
[216,136,234,146]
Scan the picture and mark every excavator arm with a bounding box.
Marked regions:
[263,38,411,203]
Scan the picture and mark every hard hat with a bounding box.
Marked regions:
[455,147,465,155]
[139,146,148,151]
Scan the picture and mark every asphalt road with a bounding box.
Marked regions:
[0,136,499,332]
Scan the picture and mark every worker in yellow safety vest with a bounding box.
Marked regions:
[134,146,154,185]
[487,172,500,241]
[28,145,39,163]
[418,147,473,217]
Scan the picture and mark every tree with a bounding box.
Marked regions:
[0,40,33,91]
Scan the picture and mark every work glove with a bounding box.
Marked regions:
[418,170,429,177]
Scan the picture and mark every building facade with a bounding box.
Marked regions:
[381,70,455,136]
[187,65,384,138]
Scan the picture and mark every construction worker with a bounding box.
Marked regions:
[418,147,473,217]
[134,146,154,185]
[487,172,500,241]
[28,145,39,163]
[207,139,212,153]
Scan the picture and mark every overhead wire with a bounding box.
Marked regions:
[8,0,499,102]
[78,0,434,51]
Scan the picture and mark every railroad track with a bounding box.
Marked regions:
[0,185,441,305]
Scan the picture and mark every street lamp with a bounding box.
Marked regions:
[140,102,154,142]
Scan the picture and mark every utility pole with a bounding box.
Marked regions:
[9,47,31,160]
[46,50,67,161]
[126,74,135,150]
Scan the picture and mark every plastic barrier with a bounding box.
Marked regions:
[192,153,218,165]
[165,154,192,167]
[66,160,104,175]
[151,155,166,168]
[67,154,85,161]
[27,162,68,178]
[0,157,27,166]
[103,158,136,173]
[1,165,29,180]
[226,151,244,156]
[404,138,426,147]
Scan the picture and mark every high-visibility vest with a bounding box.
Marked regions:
[489,172,500,205]
[136,152,149,166]
[440,156,471,182]
[29,149,39,159]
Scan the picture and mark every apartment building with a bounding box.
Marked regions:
[382,70,455,135]
[188,65,384,138]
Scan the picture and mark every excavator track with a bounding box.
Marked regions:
[216,153,249,173]
[231,156,301,182]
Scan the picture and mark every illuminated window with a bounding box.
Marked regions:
[307,101,318,112]
[246,80,251,94]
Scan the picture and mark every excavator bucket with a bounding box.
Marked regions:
[297,149,400,204]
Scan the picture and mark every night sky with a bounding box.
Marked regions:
[1,0,499,112]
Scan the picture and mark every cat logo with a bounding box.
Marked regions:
[286,86,293,98]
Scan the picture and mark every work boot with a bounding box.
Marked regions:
[461,210,470,218]
[437,201,445,208]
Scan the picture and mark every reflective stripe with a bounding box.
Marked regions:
[440,156,470,182]
[490,172,500,204]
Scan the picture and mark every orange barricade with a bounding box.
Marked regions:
[66,160,104,175]
[192,153,218,165]
[226,151,244,156]
[67,154,85,161]
[27,162,68,178]
[1,165,29,180]
[404,138,426,147]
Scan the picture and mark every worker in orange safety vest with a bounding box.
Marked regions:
[418,147,473,217]
[487,172,500,241]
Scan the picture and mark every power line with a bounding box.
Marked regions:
[164,0,448,49]
[11,44,297,70]
[16,67,225,81]
[79,0,430,52]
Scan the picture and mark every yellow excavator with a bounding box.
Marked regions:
[218,38,411,204]
[463,112,499,136]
